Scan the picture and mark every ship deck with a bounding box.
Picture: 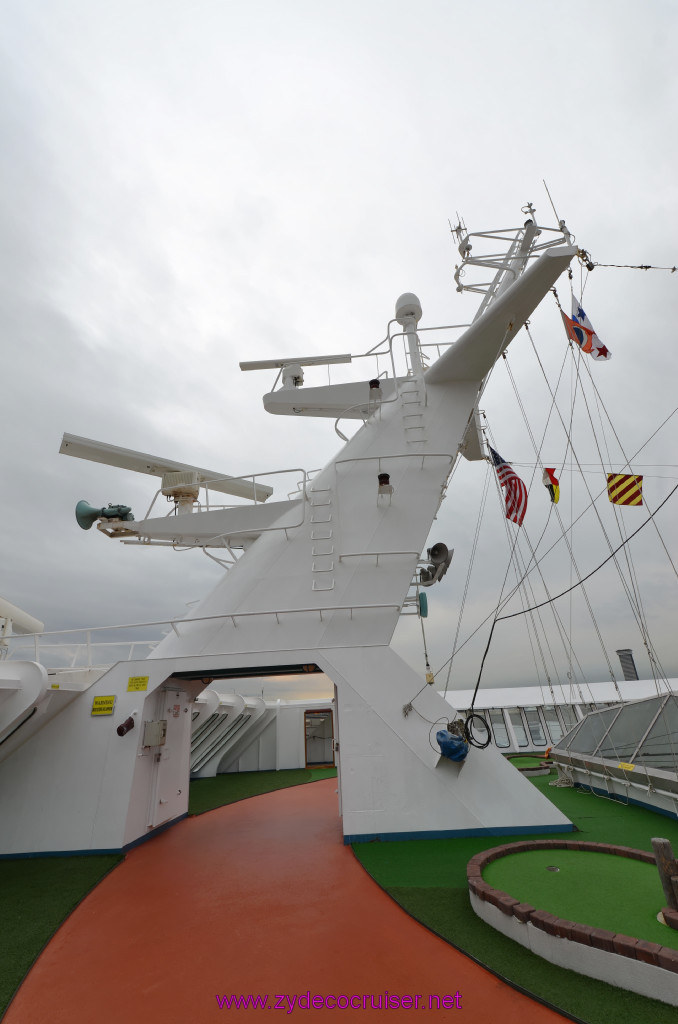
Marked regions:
[5,770,678,1022]
[4,778,568,1023]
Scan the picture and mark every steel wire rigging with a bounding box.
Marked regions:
[411,305,677,720]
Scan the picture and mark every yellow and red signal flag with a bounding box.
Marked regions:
[607,473,643,506]
[542,468,560,504]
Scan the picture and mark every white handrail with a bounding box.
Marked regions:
[335,451,454,471]
[338,551,420,566]
[142,466,310,520]
[1,601,405,665]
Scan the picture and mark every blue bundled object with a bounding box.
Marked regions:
[436,729,469,762]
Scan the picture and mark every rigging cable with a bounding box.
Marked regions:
[418,584,434,685]
[500,349,615,694]
[487,413,599,705]
[464,415,571,714]
[443,459,492,697]
[528,311,669,684]
[580,352,678,583]
[493,457,548,693]
[586,261,677,273]
[465,469,676,726]
[496,353,678,610]
[440,338,571,697]
[438,350,678,712]
[496,481,678,621]
[574,338,668,690]
[553,289,672,685]
[484,420,564,702]
[433,394,677,688]
[405,325,514,712]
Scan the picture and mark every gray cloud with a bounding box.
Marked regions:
[1,0,676,690]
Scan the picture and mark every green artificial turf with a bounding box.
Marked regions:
[0,766,336,1018]
[352,772,678,1024]
[0,855,121,1018]
[3,767,676,1022]
[507,755,549,768]
[484,848,678,949]
[188,766,337,815]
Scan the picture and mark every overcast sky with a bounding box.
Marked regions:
[2,0,676,693]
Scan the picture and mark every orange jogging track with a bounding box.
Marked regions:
[5,779,568,1023]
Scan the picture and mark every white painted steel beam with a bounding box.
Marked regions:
[60,433,273,501]
[240,353,352,370]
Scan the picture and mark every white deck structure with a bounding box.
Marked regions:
[0,214,578,854]
[446,678,678,753]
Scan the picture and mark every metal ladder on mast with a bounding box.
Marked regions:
[309,485,335,591]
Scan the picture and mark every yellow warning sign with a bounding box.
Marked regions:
[91,695,116,716]
[127,676,149,692]
[618,762,635,771]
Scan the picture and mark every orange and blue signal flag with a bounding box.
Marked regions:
[562,296,611,361]
[561,310,595,353]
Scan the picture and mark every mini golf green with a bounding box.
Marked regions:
[507,755,549,768]
[354,773,678,1024]
[483,847,678,950]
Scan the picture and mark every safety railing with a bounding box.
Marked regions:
[338,550,420,566]
[140,466,311,521]
[451,215,573,312]
[335,451,455,474]
[1,635,160,670]
[0,600,405,668]
[330,322,469,441]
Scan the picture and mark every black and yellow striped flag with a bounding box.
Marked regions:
[607,473,643,506]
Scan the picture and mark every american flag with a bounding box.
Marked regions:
[489,447,528,526]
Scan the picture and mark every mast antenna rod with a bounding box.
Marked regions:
[543,179,561,224]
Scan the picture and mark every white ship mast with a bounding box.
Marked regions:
[0,210,577,854]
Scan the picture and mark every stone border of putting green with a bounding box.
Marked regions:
[467,840,678,1007]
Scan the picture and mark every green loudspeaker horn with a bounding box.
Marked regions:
[75,500,134,530]
[75,500,105,530]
